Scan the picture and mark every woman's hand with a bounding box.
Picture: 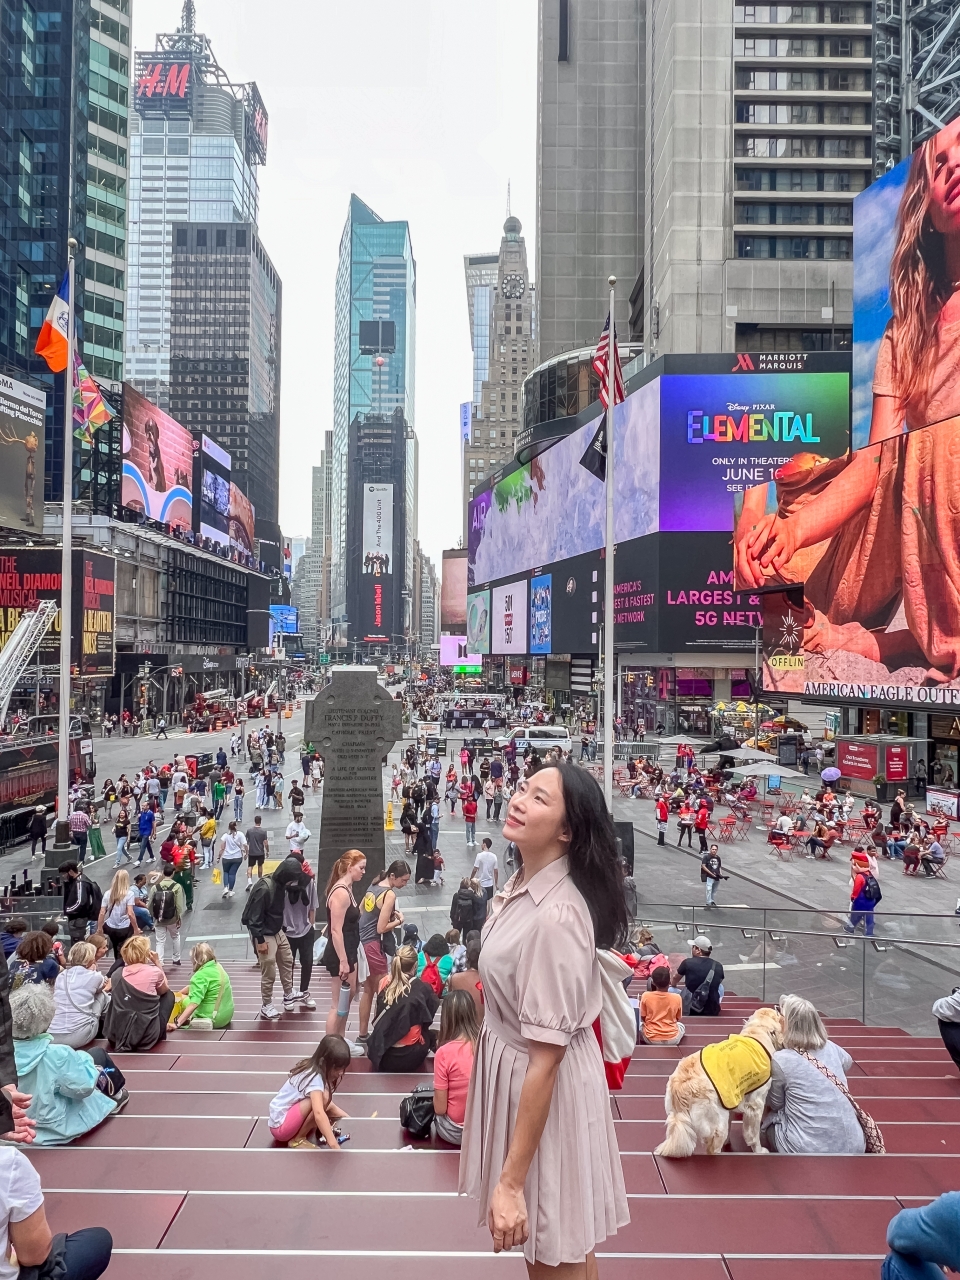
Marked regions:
[339,959,351,981]
[488,1180,529,1253]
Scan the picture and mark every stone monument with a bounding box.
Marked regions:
[304,666,402,891]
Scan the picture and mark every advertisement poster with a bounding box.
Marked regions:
[270,605,299,635]
[927,789,960,821]
[441,551,468,631]
[0,375,44,532]
[530,574,552,654]
[492,579,528,655]
[466,588,490,655]
[122,386,193,531]
[0,548,115,676]
[885,745,908,782]
[196,434,231,543]
[837,740,878,781]
[439,635,481,667]
[228,482,256,555]
[362,483,393,575]
[658,533,763,652]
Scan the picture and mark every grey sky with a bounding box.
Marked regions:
[132,0,538,566]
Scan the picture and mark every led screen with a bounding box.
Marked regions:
[492,579,528,655]
[122,386,193,531]
[466,588,490,655]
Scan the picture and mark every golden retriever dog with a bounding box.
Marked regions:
[654,1006,784,1157]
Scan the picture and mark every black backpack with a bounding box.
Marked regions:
[861,873,882,903]
[452,889,475,932]
[151,885,178,922]
[688,962,717,1015]
[241,876,271,929]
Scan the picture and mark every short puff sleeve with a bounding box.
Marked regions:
[872,328,895,397]
[515,899,597,1046]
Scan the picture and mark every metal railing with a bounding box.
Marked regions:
[635,904,960,1036]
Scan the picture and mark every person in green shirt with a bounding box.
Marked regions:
[416,933,455,991]
[168,943,234,1031]
[212,779,227,820]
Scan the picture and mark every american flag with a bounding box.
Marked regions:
[579,312,624,481]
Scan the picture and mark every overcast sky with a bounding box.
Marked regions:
[132,0,539,566]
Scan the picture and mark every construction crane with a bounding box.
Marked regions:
[0,601,59,728]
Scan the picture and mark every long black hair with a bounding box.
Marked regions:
[519,762,629,950]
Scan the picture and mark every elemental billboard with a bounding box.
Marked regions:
[122,386,193,531]
[0,374,44,533]
[0,548,116,676]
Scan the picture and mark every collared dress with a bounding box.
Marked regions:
[459,855,629,1266]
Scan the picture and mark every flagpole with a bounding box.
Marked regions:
[603,276,616,814]
[55,238,77,852]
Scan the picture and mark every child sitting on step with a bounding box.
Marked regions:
[268,1035,352,1149]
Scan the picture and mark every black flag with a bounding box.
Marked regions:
[579,412,607,482]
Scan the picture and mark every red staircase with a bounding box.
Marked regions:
[25,975,960,1276]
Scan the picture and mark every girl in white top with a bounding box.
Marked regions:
[267,1035,352,1148]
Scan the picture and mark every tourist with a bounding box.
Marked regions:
[233,776,245,822]
[198,809,218,869]
[146,863,185,966]
[701,843,727,908]
[96,870,140,963]
[432,989,480,1147]
[412,823,436,885]
[102,935,175,1052]
[449,931,484,1017]
[135,804,156,865]
[760,994,866,1153]
[450,876,487,936]
[357,860,410,1043]
[366,946,439,1072]
[9,933,60,988]
[459,762,629,1267]
[242,858,301,1020]
[472,837,499,903]
[59,861,101,946]
[168,943,234,1031]
[0,1145,113,1276]
[12,985,125,1142]
[69,805,92,863]
[462,791,478,847]
[245,814,269,889]
[400,799,419,853]
[932,984,960,1074]
[267,1035,352,1149]
[28,806,48,860]
[285,813,311,856]
[920,837,946,876]
[321,850,366,1043]
[675,936,724,1016]
[844,851,880,937]
[418,932,454,993]
[49,942,110,1048]
[217,821,247,898]
[283,853,319,1011]
[639,966,684,1045]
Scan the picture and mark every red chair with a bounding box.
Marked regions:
[718,816,736,843]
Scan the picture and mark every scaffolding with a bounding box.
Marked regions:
[874,0,960,175]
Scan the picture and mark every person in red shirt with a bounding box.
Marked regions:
[462,795,478,848]
[694,801,711,852]
[677,801,695,848]
[655,796,669,846]
[844,850,879,937]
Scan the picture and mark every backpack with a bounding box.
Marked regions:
[687,962,718,1015]
[421,957,444,996]
[860,873,882,903]
[151,885,178,923]
[452,889,475,932]
[84,877,103,918]
[241,876,271,929]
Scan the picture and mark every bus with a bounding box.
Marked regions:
[0,716,95,844]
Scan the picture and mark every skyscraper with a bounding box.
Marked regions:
[124,3,265,410]
[331,195,416,647]
[0,0,131,502]
[463,252,499,408]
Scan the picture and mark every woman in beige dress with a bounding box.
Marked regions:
[459,762,630,1277]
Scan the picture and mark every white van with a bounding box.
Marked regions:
[495,725,573,754]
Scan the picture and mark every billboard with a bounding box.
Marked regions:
[492,579,528,655]
[122,386,193,531]
[0,548,115,676]
[135,53,194,111]
[194,434,231,545]
[530,574,552,654]
[441,549,468,631]
[270,604,299,634]
[228,482,256,556]
[466,588,490,655]
[439,635,481,667]
[0,374,44,533]
[362,484,393,574]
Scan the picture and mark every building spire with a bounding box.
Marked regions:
[179,0,196,34]
[506,180,511,218]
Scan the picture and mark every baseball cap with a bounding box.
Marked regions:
[689,935,712,950]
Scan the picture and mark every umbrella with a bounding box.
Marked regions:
[821,767,842,782]
[773,715,808,729]
[732,760,808,779]
[656,735,711,746]
[719,748,778,762]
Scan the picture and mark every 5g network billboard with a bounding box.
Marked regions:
[361,483,393,641]
[746,113,960,709]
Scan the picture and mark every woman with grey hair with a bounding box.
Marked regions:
[760,993,865,1153]
[11,984,127,1144]
[48,942,110,1048]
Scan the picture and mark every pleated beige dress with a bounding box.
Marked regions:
[459,854,630,1266]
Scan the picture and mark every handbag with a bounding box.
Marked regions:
[399,1083,435,1140]
[211,867,222,885]
[685,962,717,1015]
[798,1050,885,1153]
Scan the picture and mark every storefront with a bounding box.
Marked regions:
[620,665,754,737]
[835,734,926,798]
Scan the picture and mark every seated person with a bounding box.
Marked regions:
[366,946,439,1072]
[267,1035,351,1148]
[449,933,484,1017]
[102,935,175,1051]
[0,918,28,958]
[130,874,154,932]
[12,985,126,1144]
[773,813,795,836]
[639,966,685,1046]
[675,937,724,1017]
[417,933,455,993]
[0,1148,113,1279]
[920,839,946,877]
[761,994,864,1153]
[902,841,922,875]
[432,989,480,1147]
[881,1190,960,1280]
[49,942,110,1048]
[168,943,235,1031]
[9,932,60,987]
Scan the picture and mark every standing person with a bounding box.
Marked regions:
[95,871,140,963]
[245,815,269,889]
[135,805,156,866]
[694,800,711,852]
[445,774,459,815]
[844,850,881,937]
[320,850,367,1047]
[462,792,478,848]
[112,805,132,868]
[356,860,411,1043]
[283,856,318,1011]
[28,807,47,860]
[233,776,245,822]
[459,763,629,1269]
[484,777,497,820]
[197,810,218,870]
[677,800,695,848]
[155,715,168,740]
[240,858,301,1020]
[59,862,102,946]
[701,844,728,908]
[492,779,504,824]
[217,822,247,898]
[472,837,499,905]
[146,864,185,967]
[288,779,305,814]
[69,806,92,863]
[432,989,481,1147]
[285,813,311,857]
[655,794,669,847]
[211,775,226,820]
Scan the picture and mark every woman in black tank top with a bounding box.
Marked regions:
[323,850,367,1038]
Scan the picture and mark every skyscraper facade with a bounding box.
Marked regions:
[331,194,416,647]
[0,0,131,502]
[463,252,499,407]
[124,5,265,410]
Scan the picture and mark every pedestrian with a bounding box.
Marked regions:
[135,805,156,865]
[445,775,459,814]
[320,850,367,1045]
[844,850,881,937]
[233,776,245,822]
[471,837,499,904]
[217,822,247,898]
[170,836,196,912]
[245,815,269,889]
[677,801,694,848]
[462,793,478,847]
[146,863,185,966]
[69,805,92,863]
[285,813,311,857]
[59,861,102,946]
[276,731,286,764]
[155,716,168,740]
[656,794,669,846]
[491,779,504,823]
[701,843,727,908]
[283,853,318,1010]
[241,858,302,1020]
[28,806,47,860]
[694,800,711,852]
[212,776,226,820]
[483,777,496,820]
[95,870,140,964]
[197,809,218,869]
[288,779,305,813]
[428,795,440,853]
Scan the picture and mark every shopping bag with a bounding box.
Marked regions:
[211,866,222,885]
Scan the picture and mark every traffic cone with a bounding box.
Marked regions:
[384,801,394,831]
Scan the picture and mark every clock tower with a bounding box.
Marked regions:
[462,215,535,536]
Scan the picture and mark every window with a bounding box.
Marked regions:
[216,229,226,246]
[196,229,207,247]
[235,230,246,247]
[176,229,187,246]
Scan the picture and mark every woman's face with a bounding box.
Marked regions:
[350,858,367,883]
[502,768,570,853]
[389,873,411,890]
[929,117,960,236]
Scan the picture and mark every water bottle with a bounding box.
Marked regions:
[337,980,351,1018]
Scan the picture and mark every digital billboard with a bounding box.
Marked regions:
[228,482,256,556]
[439,635,482,667]
[441,550,468,631]
[361,483,394,641]
[530,574,552,654]
[466,588,490,655]
[122,386,193,531]
[270,604,299,635]
[492,579,528,655]
[195,434,231,544]
[0,374,44,533]
[0,548,115,676]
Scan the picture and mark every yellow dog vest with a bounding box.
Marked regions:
[699,1035,772,1109]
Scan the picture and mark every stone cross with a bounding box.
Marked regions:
[304,666,403,891]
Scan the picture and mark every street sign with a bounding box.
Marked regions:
[318,653,331,665]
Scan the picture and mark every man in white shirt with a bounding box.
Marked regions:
[285,816,311,854]
[472,837,499,903]
[0,1148,112,1279]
